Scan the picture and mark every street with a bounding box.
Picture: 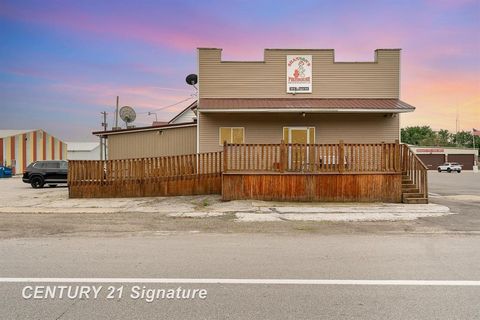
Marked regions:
[0,171,479,319]
[0,234,479,319]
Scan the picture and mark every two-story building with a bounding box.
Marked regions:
[197,48,414,153]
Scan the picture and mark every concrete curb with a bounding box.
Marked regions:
[0,203,455,223]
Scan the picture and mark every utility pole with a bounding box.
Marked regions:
[474,130,479,172]
[148,111,158,122]
[455,107,459,147]
[115,96,119,130]
[100,111,108,160]
[473,129,476,152]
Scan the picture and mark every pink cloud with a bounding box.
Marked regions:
[401,68,480,131]
[0,2,302,58]
[47,81,195,118]
[0,2,251,55]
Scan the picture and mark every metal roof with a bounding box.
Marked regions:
[0,129,37,138]
[168,100,198,124]
[92,122,197,136]
[199,99,415,112]
[67,142,100,152]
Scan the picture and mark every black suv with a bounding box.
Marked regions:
[22,160,68,188]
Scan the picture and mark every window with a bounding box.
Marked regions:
[283,127,315,144]
[33,162,45,169]
[45,162,60,169]
[219,127,245,145]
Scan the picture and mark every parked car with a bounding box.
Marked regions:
[22,160,68,188]
[437,162,462,173]
[0,165,12,178]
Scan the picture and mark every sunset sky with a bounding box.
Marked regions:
[1,0,479,141]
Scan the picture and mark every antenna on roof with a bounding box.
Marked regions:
[119,106,136,129]
[186,74,198,91]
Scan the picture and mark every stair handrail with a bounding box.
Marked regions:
[401,144,428,200]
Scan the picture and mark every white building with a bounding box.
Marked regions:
[168,101,197,124]
[67,142,101,160]
[411,146,478,170]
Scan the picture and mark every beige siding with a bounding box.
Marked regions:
[199,112,399,153]
[199,49,400,99]
[108,126,196,160]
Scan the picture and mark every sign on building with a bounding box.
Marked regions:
[286,55,312,93]
[416,148,445,153]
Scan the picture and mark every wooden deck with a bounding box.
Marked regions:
[68,152,222,198]
[221,140,405,202]
[67,141,427,203]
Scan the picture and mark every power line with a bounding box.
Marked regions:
[134,95,196,115]
[100,111,108,161]
[153,96,196,111]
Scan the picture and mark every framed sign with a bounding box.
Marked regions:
[286,55,312,93]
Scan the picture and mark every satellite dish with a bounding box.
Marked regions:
[186,74,198,86]
[119,106,136,126]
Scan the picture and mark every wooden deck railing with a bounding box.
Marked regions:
[223,141,401,173]
[68,142,405,182]
[68,151,223,185]
[68,144,416,200]
[401,144,428,198]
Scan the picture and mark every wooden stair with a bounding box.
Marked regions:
[400,145,429,204]
[401,174,428,204]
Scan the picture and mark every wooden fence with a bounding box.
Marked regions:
[401,144,428,199]
[223,140,401,173]
[68,142,424,203]
[68,152,223,198]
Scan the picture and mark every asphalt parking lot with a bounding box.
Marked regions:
[428,170,480,196]
[423,171,480,232]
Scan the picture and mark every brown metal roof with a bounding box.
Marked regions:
[199,98,415,112]
[92,122,196,136]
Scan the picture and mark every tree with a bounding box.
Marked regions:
[452,131,480,149]
[401,127,479,155]
[436,129,453,146]
[401,126,436,145]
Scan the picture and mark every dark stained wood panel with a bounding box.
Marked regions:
[222,173,402,203]
[69,173,221,198]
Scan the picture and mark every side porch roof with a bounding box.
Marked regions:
[92,122,196,137]
[199,98,415,113]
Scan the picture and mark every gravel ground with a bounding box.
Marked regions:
[0,173,478,238]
